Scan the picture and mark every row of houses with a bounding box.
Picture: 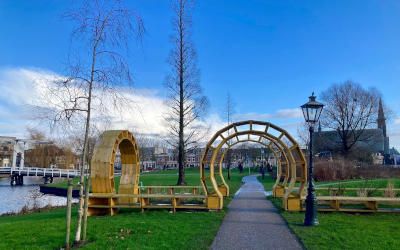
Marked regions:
[124,146,278,171]
[1,136,278,171]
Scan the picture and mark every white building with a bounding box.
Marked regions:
[0,136,27,168]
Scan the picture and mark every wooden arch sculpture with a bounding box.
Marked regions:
[89,130,140,216]
[200,120,307,211]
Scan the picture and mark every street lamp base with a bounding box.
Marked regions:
[304,190,319,226]
[304,218,319,226]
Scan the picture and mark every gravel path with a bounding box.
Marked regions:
[210,175,303,250]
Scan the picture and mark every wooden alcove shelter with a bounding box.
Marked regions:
[88,130,207,216]
[89,130,140,216]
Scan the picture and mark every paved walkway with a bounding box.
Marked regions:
[211,175,303,250]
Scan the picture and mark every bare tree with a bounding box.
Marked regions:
[164,0,208,185]
[134,132,159,171]
[39,0,144,244]
[320,81,380,157]
[296,122,310,149]
[135,132,159,149]
[26,127,47,141]
[225,92,235,180]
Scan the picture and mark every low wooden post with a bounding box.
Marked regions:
[65,179,73,250]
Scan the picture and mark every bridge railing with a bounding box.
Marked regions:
[0,166,80,177]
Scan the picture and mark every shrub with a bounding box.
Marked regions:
[313,158,400,182]
[328,184,346,196]
[314,158,357,181]
[384,181,396,198]
[357,180,378,197]
[357,188,368,197]
[19,205,30,214]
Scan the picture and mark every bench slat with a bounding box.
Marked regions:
[315,196,400,202]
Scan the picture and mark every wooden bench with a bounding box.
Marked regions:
[89,186,208,215]
[316,187,400,191]
[140,193,207,212]
[141,186,203,195]
[302,196,400,212]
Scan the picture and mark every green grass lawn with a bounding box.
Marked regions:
[257,173,276,191]
[314,178,400,197]
[45,168,204,189]
[265,176,400,250]
[315,178,400,188]
[255,173,400,249]
[269,197,400,250]
[6,168,400,249]
[0,168,247,250]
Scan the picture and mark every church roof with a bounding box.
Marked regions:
[314,128,384,153]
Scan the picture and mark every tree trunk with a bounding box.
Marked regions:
[74,46,95,244]
[74,104,91,244]
[65,179,73,250]
[82,165,91,241]
[342,133,350,158]
[177,1,186,186]
[177,62,185,185]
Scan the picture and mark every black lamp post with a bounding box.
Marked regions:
[301,92,324,226]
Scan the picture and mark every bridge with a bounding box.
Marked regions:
[0,167,80,186]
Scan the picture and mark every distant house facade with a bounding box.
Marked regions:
[0,136,26,168]
[143,147,202,170]
[0,137,14,167]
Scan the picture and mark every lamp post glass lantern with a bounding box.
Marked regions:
[301,92,324,226]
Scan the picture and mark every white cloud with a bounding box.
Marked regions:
[233,108,302,121]
[0,67,225,142]
[0,67,56,105]
[0,68,171,137]
[3,67,397,150]
[0,67,310,147]
[388,123,400,150]
[275,108,303,118]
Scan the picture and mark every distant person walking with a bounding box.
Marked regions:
[267,163,272,173]
[260,164,265,179]
[238,162,243,173]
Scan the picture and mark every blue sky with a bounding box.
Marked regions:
[0,1,399,147]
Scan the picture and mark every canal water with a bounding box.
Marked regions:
[0,176,75,215]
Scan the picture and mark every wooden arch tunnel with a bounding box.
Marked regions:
[200,120,307,211]
[87,126,400,216]
[87,122,306,215]
[89,130,140,216]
